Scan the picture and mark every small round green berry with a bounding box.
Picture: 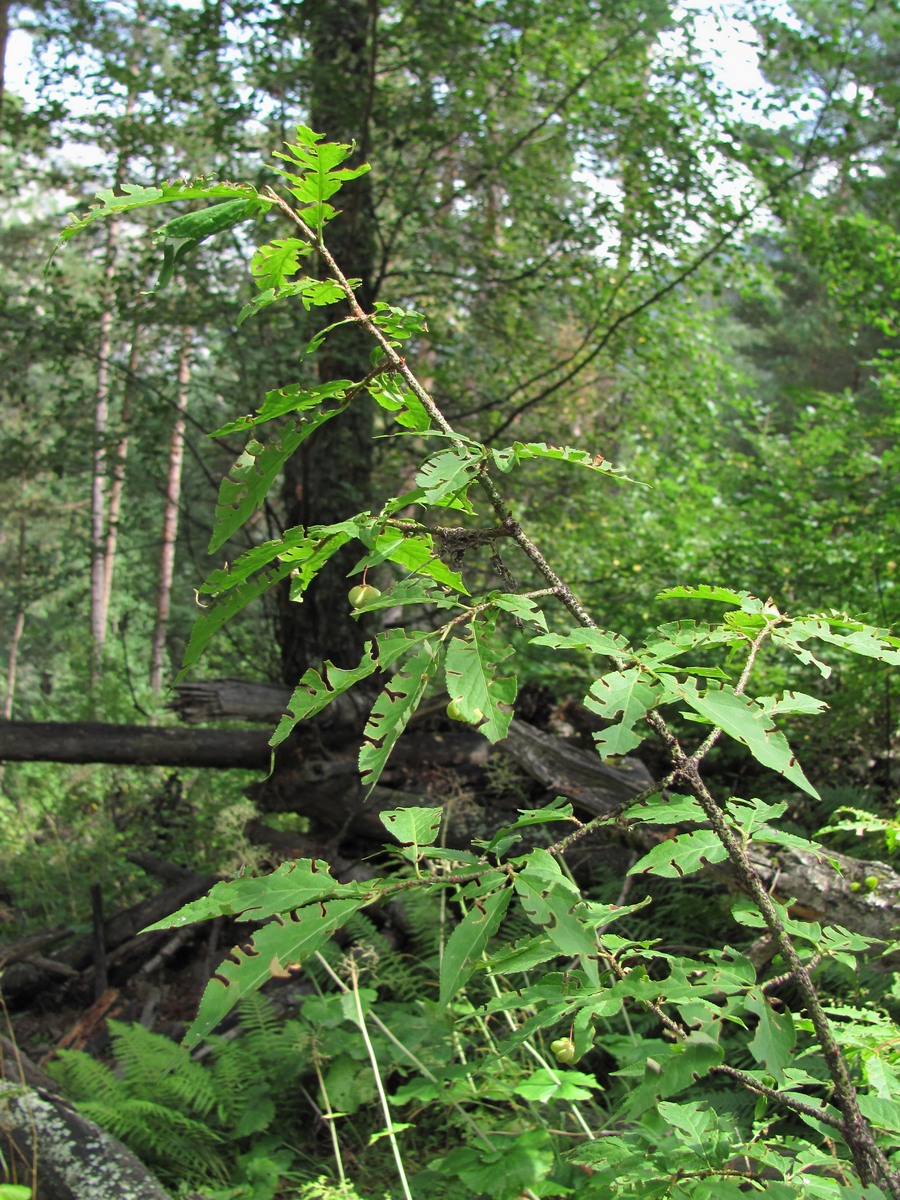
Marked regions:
[550,1037,576,1064]
[446,699,484,724]
[865,875,880,892]
[348,584,381,609]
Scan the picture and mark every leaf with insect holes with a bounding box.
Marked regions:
[444,625,517,742]
[210,416,345,552]
[490,441,641,485]
[439,880,512,1007]
[250,238,313,291]
[380,806,444,852]
[628,830,728,878]
[415,448,483,506]
[58,180,269,245]
[352,528,468,593]
[360,638,444,791]
[271,629,429,748]
[584,668,662,757]
[184,896,365,1047]
[213,380,353,436]
[272,125,371,234]
[674,679,819,798]
[143,859,368,930]
[531,627,631,662]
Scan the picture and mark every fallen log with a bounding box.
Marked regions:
[0,870,220,1006]
[0,721,271,769]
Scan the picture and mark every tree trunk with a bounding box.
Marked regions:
[149,327,191,693]
[276,0,378,685]
[3,519,26,721]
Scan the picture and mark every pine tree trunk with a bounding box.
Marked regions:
[149,327,191,693]
[276,0,378,685]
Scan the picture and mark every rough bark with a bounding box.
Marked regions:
[0,1038,173,1200]
[0,721,271,769]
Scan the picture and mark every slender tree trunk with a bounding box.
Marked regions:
[149,327,191,693]
[276,0,378,684]
[3,520,26,721]
[0,0,10,123]
[101,329,139,625]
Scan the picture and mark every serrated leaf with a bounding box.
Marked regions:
[444,625,517,742]
[756,691,829,717]
[439,882,512,1006]
[185,897,364,1047]
[584,668,662,757]
[674,679,819,799]
[628,830,728,878]
[143,859,367,931]
[513,849,599,974]
[531,627,631,660]
[352,529,468,593]
[789,615,900,666]
[238,276,349,326]
[213,380,353,436]
[367,373,430,432]
[181,559,294,676]
[380,806,444,850]
[492,594,548,630]
[514,1067,601,1103]
[482,798,574,853]
[490,441,639,485]
[272,125,370,235]
[270,629,425,748]
[210,416,341,551]
[628,793,707,825]
[59,180,267,243]
[415,448,482,504]
[250,237,312,291]
[657,584,769,612]
[745,990,796,1081]
[360,639,444,791]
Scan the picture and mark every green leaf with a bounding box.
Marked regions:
[272,125,370,235]
[210,415,341,552]
[143,859,368,930]
[237,276,350,326]
[628,830,728,878]
[492,593,548,630]
[59,180,267,243]
[444,625,517,742]
[380,806,444,851]
[628,793,707,825]
[490,441,640,485]
[250,237,312,291]
[481,798,575,853]
[154,198,263,245]
[439,881,512,1006]
[789,614,900,667]
[415,448,483,505]
[212,379,353,436]
[367,373,430,432]
[674,679,819,799]
[513,849,599,976]
[657,585,769,612]
[513,1067,601,1103]
[745,990,796,1082]
[352,528,468,593]
[181,559,295,676]
[359,638,444,791]
[584,668,662,756]
[270,629,426,748]
[185,896,364,1047]
[531,627,631,660]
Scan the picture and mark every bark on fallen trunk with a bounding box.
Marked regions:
[0,721,271,768]
[0,1038,173,1200]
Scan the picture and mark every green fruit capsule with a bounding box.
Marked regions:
[865,875,880,892]
[550,1037,576,1064]
[446,699,484,724]
[348,584,382,609]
